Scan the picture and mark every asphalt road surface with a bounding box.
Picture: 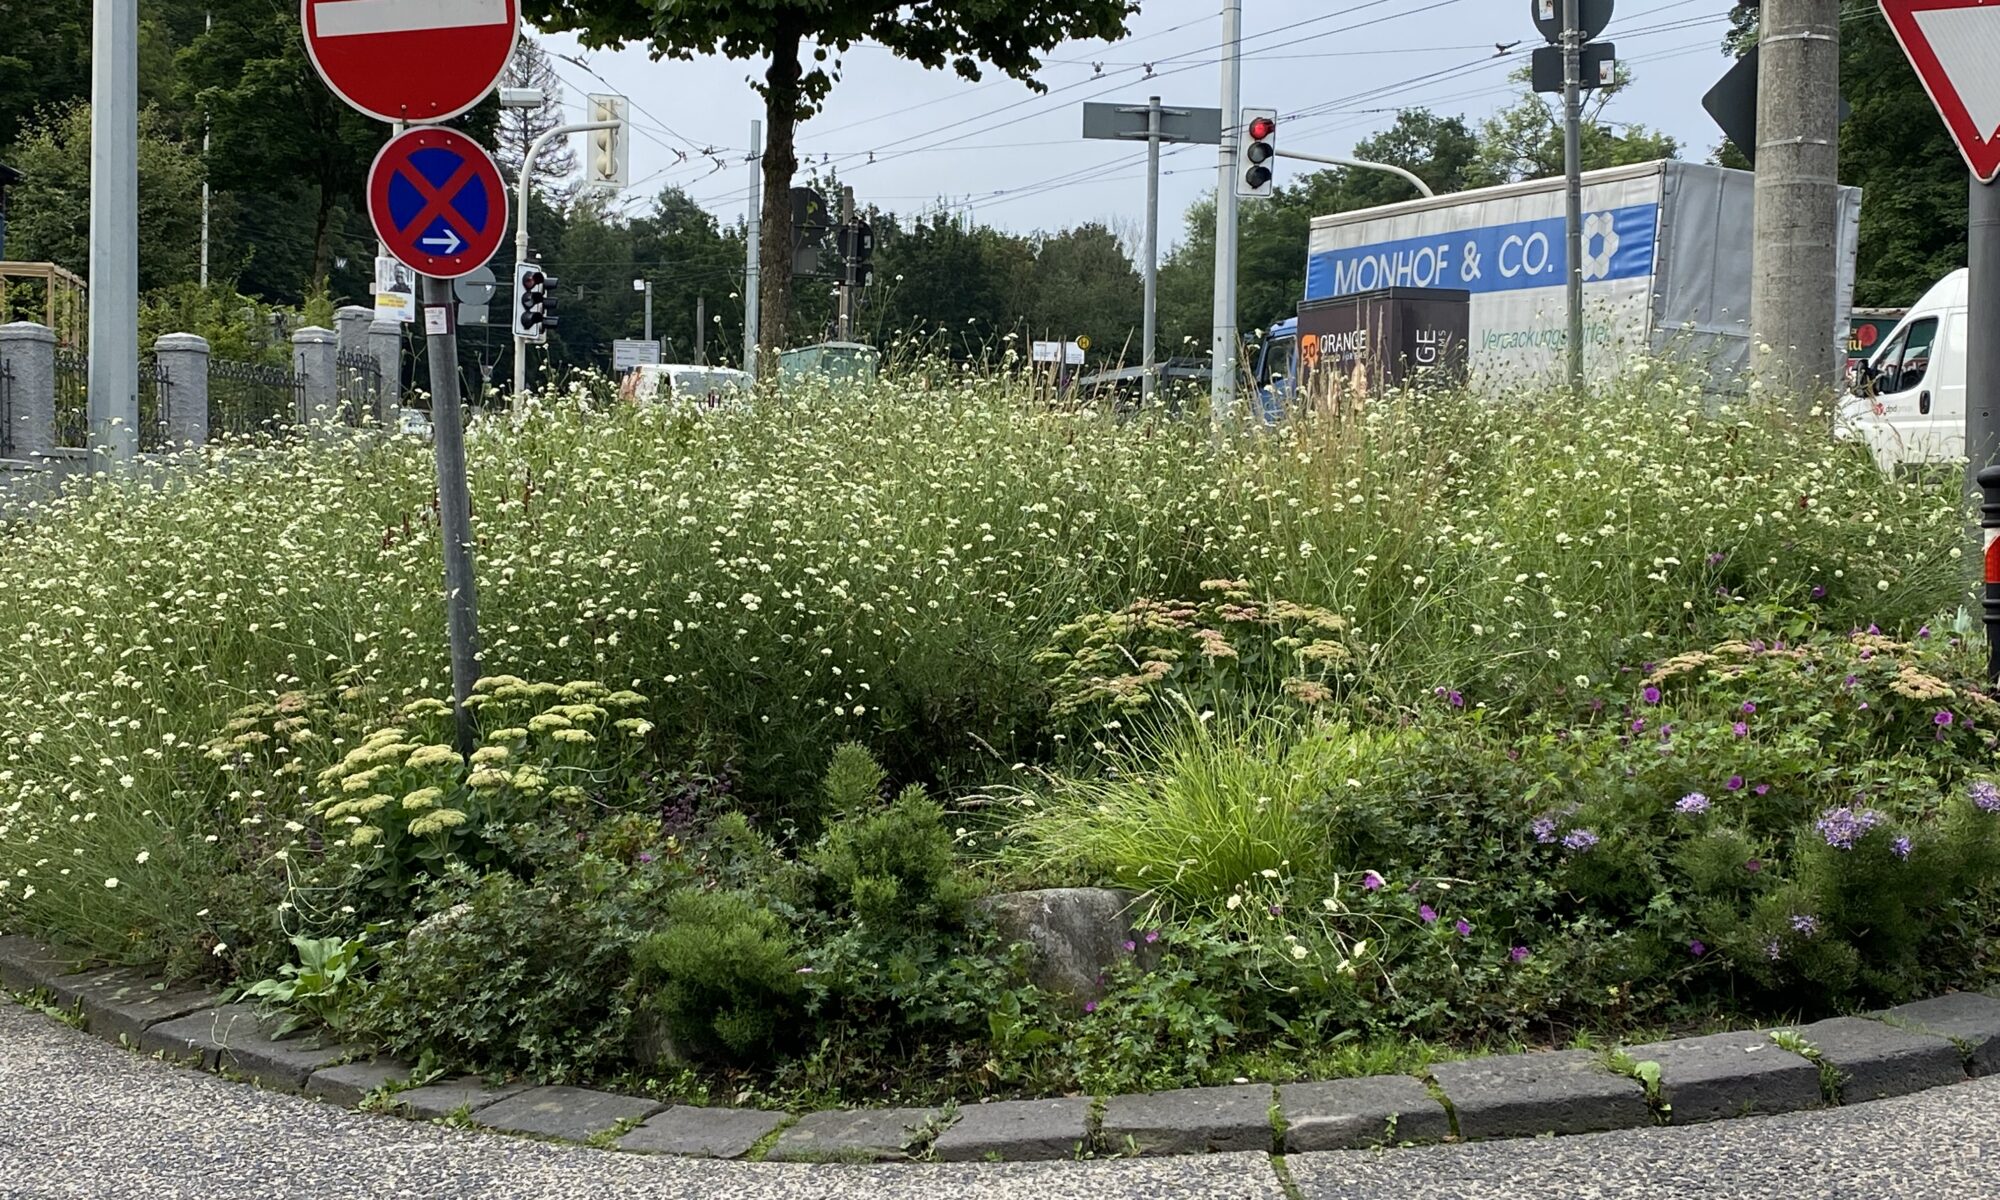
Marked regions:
[1,998,1991,1200]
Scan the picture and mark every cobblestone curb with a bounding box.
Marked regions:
[0,931,1985,1165]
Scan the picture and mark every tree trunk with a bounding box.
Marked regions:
[756,33,803,377]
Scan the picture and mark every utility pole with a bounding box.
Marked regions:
[695,295,706,363]
[745,119,763,374]
[1143,96,1162,407]
[418,276,482,754]
[835,186,855,343]
[89,0,140,463]
[636,278,653,345]
[1749,0,1842,404]
[1209,0,1244,420]
[199,9,211,288]
[1561,0,1585,393]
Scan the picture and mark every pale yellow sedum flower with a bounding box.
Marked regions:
[401,787,444,811]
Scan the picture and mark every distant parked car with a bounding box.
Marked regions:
[396,408,432,440]
[619,364,753,410]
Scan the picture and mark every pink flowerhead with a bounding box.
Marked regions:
[1454,918,1473,937]
[1362,870,1385,891]
[1419,904,1438,924]
[1509,945,1530,963]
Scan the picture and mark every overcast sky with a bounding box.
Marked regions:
[536,0,1741,249]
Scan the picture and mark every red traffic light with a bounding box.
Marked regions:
[1248,115,1278,140]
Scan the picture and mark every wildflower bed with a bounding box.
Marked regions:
[1,366,1992,1107]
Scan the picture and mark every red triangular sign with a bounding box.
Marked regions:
[1881,0,2000,182]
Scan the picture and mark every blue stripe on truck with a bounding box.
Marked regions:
[1304,203,1658,299]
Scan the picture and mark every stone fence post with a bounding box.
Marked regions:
[0,322,56,459]
[367,319,402,424]
[334,306,373,358]
[153,333,209,451]
[291,326,337,425]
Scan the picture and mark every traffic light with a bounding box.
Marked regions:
[838,220,875,288]
[585,94,630,191]
[1237,108,1278,199]
[514,261,550,341]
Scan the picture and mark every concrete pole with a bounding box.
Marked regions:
[1749,0,1842,404]
[745,120,763,374]
[836,186,855,343]
[695,295,706,363]
[641,280,653,346]
[1968,178,2000,528]
[1143,96,1161,407]
[1209,0,1243,420]
[199,10,211,289]
[89,0,140,464]
[1561,0,1585,393]
[419,275,482,755]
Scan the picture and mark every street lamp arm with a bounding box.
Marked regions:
[513,118,619,403]
[1273,149,1435,199]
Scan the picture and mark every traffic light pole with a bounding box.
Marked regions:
[419,274,483,754]
[836,186,855,343]
[511,117,618,405]
[1143,97,1161,407]
[1209,0,1243,421]
[1274,149,1435,199]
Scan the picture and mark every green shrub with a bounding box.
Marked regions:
[811,783,978,933]
[631,889,804,1062]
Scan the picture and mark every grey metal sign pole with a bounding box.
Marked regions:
[1143,98,1162,405]
[89,0,140,463]
[1561,0,1586,393]
[1210,0,1244,421]
[419,275,483,754]
[1972,177,2000,544]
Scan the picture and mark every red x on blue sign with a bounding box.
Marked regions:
[367,127,508,278]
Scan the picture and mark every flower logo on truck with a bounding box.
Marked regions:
[1580,212,1621,281]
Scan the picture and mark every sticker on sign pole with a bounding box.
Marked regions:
[1880,0,2000,182]
[368,127,509,279]
[302,0,519,124]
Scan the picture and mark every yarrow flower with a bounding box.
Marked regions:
[1676,792,1710,816]
[1970,780,2000,813]
[1815,805,1887,850]
[1562,828,1600,852]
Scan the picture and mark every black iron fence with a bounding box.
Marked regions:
[138,356,170,452]
[209,357,302,439]
[0,357,14,458]
[335,349,381,426]
[54,347,86,448]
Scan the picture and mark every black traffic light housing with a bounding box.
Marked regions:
[1237,109,1277,199]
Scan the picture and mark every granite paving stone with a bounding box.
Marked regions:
[304,1057,414,1106]
[617,1107,789,1158]
[932,1096,1093,1162]
[476,1086,665,1142]
[1098,1084,1274,1156]
[1279,1075,1451,1152]
[137,1003,351,1092]
[1621,1031,1822,1124]
[1783,1016,1965,1102]
[0,934,92,992]
[44,966,220,1043]
[1429,1050,1650,1140]
[1882,991,2000,1076]
[766,1107,941,1162]
[390,1074,530,1120]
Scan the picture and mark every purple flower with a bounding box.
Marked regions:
[1706,552,1727,566]
[1510,945,1531,963]
[1790,913,1820,937]
[1732,722,1748,738]
[1972,780,2000,813]
[1144,929,1160,944]
[1764,939,1784,962]
[1811,585,1827,600]
[1122,939,1137,953]
[1562,828,1600,852]
[1753,783,1770,796]
[1676,792,1711,816]
[1432,687,1465,708]
[1531,816,1559,844]
[1844,674,1858,688]
[1726,775,1746,791]
[1893,836,1913,860]
[1816,805,1887,850]
[637,852,655,864]
[1741,701,1757,715]
[1268,904,1283,916]
[1643,686,1663,705]
[1631,718,1646,733]
[1919,625,1933,639]
[1083,1000,1098,1014]
[1455,918,1473,937]
[1419,904,1439,924]
[1689,939,1707,958]
[1745,858,1764,873]
[1362,870,1385,891]
[1936,710,1956,727]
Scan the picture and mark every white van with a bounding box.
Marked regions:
[1841,269,1968,472]
[619,364,753,410]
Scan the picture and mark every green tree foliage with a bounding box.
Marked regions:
[520,0,1139,365]
[495,35,580,197]
[1468,67,1679,184]
[6,103,204,291]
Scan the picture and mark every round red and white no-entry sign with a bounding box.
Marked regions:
[302,0,519,125]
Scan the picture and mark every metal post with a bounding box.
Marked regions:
[199,10,211,289]
[420,275,482,755]
[1561,0,1585,394]
[1275,150,1435,198]
[1969,179,2000,526]
[1143,96,1161,407]
[836,186,855,343]
[1749,0,1842,403]
[1210,0,1243,420]
[89,0,140,463]
[695,295,706,363]
[745,120,763,374]
[512,117,618,402]
[641,280,652,346]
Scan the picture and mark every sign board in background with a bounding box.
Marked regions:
[1081,102,1224,145]
[1031,340,1086,365]
[372,255,417,323]
[612,339,663,373]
